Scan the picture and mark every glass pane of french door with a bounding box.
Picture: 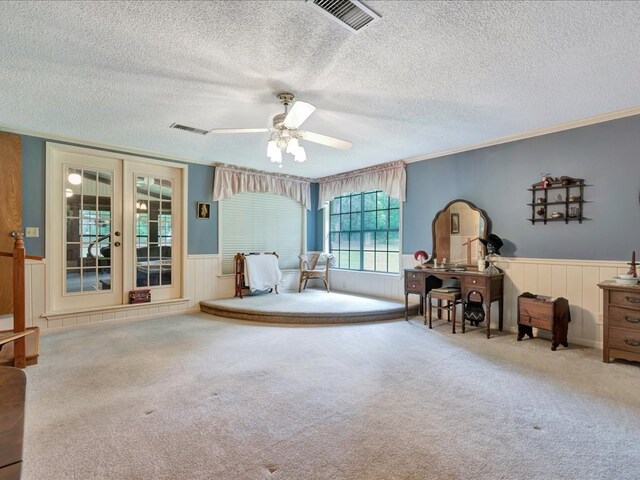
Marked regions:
[65,166,114,293]
[135,176,173,288]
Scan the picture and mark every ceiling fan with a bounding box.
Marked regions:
[173,93,352,166]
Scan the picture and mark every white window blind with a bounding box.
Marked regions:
[220,192,304,274]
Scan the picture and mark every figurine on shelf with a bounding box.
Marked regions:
[532,172,554,189]
[560,176,584,186]
[628,250,637,277]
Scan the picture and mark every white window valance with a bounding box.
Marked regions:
[317,161,406,209]
[213,164,312,210]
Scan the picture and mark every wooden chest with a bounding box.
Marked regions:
[517,294,570,351]
[599,282,640,363]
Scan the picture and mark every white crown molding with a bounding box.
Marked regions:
[4,104,640,174]
[401,105,640,165]
[0,123,217,167]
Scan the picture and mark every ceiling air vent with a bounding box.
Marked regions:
[170,123,209,136]
[307,0,381,33]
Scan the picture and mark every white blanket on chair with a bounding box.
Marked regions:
[244,254,282,292]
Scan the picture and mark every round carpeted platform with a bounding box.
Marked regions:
[200,289,419,324]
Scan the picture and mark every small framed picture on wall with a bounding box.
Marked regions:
[196,202,211,219]
[450,213,460,234]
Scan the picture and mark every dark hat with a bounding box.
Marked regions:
[479,234,503,255]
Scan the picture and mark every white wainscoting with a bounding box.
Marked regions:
[330,255,630,349]
[2,258,192,332]
[0,255,307,332]
[0,258,46,332]
[4,255,627,347]
[499,257,630,349]
[185,254,302,309]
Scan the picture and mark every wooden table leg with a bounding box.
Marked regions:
[498,298,503,331]
[405,293,408,321]
[485,301,491,339]
[451,302,456,334]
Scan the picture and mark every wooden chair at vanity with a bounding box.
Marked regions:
[425,285,462,333]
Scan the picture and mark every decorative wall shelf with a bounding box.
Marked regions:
[527,178,589,224]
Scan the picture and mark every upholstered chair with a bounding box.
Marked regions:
[298,252,336,292]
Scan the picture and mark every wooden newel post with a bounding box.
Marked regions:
[12,232,26,368]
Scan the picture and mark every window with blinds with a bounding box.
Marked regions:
[220,192,304,274]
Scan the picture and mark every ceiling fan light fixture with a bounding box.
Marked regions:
[286,137,299,154]
[269,148,283,164]
[294,146,307,162]
[267,140,278,158]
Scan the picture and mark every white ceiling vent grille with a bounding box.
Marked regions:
[169,123,209,135]
[307,0,381,33]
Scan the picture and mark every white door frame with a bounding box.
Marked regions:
[45,142,187,314]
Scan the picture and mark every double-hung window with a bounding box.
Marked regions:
[329,190,400,273]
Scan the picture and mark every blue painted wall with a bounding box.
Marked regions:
[188,163,218,254]
[12,131,321,256]
[12,113,640,261]
[307,182,321,251]
[11,133,218,256]
[21,136,46,255]
[403,114,640,260]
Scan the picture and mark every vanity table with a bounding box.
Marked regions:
[404,268,504,338]
[406,198,504,338]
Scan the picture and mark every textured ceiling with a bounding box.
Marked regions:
[1,1,639,178]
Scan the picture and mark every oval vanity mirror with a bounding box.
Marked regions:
[431,199,489,267]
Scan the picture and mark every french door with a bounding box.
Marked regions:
[47,144,182,313]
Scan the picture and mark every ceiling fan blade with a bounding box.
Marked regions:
[299,130,352,150]
[283,101,316,129]
[210,128,270,134]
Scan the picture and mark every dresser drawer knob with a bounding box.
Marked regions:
[472,280,477,284]
[625,316,640,324]
[625,296,640,304]
[624,338,640,347]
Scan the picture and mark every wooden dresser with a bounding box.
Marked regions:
[599,281,640,363]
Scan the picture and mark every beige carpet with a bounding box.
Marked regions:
[23,312,640,479]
